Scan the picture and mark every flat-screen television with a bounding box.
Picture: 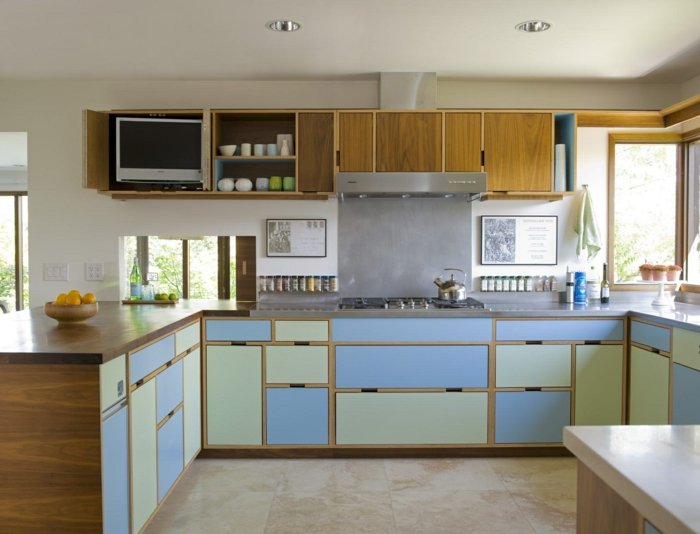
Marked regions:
[116,118,203,183]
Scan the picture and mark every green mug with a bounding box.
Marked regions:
[269,176,282,191]
[283,176,296,191]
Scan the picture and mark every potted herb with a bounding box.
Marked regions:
[639,264,654,281]
[667,265,683,281]
[651,264,668,281]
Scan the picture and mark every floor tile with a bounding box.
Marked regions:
[508,487,576,534]
[276,459,389,492]
[144,491,274,534]
[488,458,577,491]
[177,459,285,493]
[391,490,536,534]
[385,458,505,492]
[264,492,396,534]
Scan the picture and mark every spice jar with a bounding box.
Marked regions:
[276,275,284,292]
[267,275,276,292]
[306,275,315,292]
[291,275,299,292]
[259,275,267,292]
[283,275,291,292]
[330,276,339,292]
[299,275,307,292]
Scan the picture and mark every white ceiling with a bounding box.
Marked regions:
[1,0,700,83]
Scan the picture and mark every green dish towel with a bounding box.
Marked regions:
[574,186,602,261]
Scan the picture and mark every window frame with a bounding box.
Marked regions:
[607,133,683,290]
[0,191,27,311]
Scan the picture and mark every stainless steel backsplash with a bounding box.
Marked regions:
[339,198,472,297]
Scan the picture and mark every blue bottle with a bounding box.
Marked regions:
[574,271,587,304]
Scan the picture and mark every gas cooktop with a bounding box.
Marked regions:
[339,297,487,310]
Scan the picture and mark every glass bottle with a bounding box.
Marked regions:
[130,257,142,300]
[587,266,601,301]
[601,263,610,303]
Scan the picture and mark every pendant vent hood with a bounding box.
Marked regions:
[336,172,487,201]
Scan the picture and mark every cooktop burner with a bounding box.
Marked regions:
[339,297,486,310]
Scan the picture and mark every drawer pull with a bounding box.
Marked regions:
[290,384,305,388]
[584,340,602,345]
[361,388,378,393]
[525,387,542,391]
[525,341,543,345]
[230,341,247,346]
[446,388,462,392]
[293,341,311,346]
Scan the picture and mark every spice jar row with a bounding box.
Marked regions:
[260,275,338,293]
[480,275,558,292]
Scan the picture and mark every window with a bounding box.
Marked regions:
[609,134,682,286]
[0,193,28,311]
[123,235,255,300]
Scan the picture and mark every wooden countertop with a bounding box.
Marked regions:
[0,300,254,365]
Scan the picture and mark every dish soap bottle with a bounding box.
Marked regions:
[587,266,601,301]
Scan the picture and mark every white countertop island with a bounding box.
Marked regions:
[564,425,700,534]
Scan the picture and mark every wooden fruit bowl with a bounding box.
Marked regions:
[44,302,99,323]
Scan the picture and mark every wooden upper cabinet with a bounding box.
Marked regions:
[444,113,482,172]
[339,113,373,172]
[484,113,552,191]
[83,110,110,190]
[376,112,442,172]
[297,112,335,193]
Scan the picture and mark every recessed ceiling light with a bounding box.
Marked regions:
[267,20,301,32]
[515,20,551,33]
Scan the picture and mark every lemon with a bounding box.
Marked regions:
[54,293,68,305]
[68,289,82,299]
[65,294,82,305]
[82,293,96,304]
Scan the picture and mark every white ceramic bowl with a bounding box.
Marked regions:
[218,145,237,157]
[236,178,253,192]
[218,178,235,191]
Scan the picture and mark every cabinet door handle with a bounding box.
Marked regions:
[242,261,247,276]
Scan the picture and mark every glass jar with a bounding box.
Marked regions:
[291,275,299,292]
[550,276,558,292]
[487,276,495,292]
[525,276,533,292]
[276,275,284,292]
[536,275,544,292]
[306,275,315,292]
[299,275,307,292]
[283,275,291,292]
[330,275,339,292]
[480,276,489,292]
[517,276,525,292]
[322,275,330,292]
[259,275,267,292]
[494,276,503,292]
[267,275,276,292]
[509,276,517,292]
[315,276,322,292]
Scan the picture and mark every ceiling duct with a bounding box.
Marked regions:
[379,72,437,109]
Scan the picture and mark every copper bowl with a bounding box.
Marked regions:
[44,302,99,323]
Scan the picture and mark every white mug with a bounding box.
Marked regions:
[241,143,252,156]
[253,144,265,156]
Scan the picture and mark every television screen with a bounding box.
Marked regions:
[117,118,203,182]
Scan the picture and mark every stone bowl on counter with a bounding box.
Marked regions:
[44,302,99,323]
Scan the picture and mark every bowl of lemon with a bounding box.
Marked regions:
[44,290,98,323]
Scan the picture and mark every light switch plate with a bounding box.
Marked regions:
[85,263,104,281]
[44,263,69,281]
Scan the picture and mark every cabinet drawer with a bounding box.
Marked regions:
[205,319,271,342]
[275,320,329,342]
[575,345,623,425]
[130,379,157,533]
[631,321,670,352]
[333,318,492,343]
[672,327,700,372]
[100,354,126,412]
[156,359,183,423]
[495,391,571,443]
[336,345,488,389]
[266,346,328,384]
[496,345,571,387]
[266,388,329,445]
[672,363,700,425]
[130,334,175,385]
[336,392,488,445]
[496,320,623,342]
[101,405,129,534]
[176,322,200,355]
[629,346,669,425]
[157,409,184,502]
[183,348,202,465]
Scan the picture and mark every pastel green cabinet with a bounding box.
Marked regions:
[336,392,488,445]
[130,379,157,533]
[176,322,200,355]
[575,345,623,425]
[266,346,329,384]
[496,344,571,387]
[672,327,700,372]
[184,348,201,464]
[206,345,262,445]
[100,353,126,412]
[275,320,329,342]
[629,346,669,425]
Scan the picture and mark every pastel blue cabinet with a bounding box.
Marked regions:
[672,363,700,424]
[157,409,184,502]
[336,345,488,388]
[156,359,183,423]
[332,318,492,343]
[205,319,271,342]
[101,404,129,534]
[631,321,671,352]
[495,391,571,443]
[495,320,623,342]
[130,334,175,385]
[266,388,329,445]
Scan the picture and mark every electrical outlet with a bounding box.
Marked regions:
[44,263,69,281]
[85,263,104,281]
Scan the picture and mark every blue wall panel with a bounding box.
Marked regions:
[332,318,492,343]
[495,391,571,443]
[266,388,329,445]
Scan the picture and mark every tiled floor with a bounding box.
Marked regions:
[145,457,577,534]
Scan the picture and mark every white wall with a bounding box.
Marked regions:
[0,78,689,305]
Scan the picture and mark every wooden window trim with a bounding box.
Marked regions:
[14,195,25,311]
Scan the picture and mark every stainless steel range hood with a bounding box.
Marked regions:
[336,172,488,201]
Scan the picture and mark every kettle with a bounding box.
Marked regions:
[433,268,468,301]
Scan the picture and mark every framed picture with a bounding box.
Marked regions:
[481,216,558,265]
[266,219,327,257]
